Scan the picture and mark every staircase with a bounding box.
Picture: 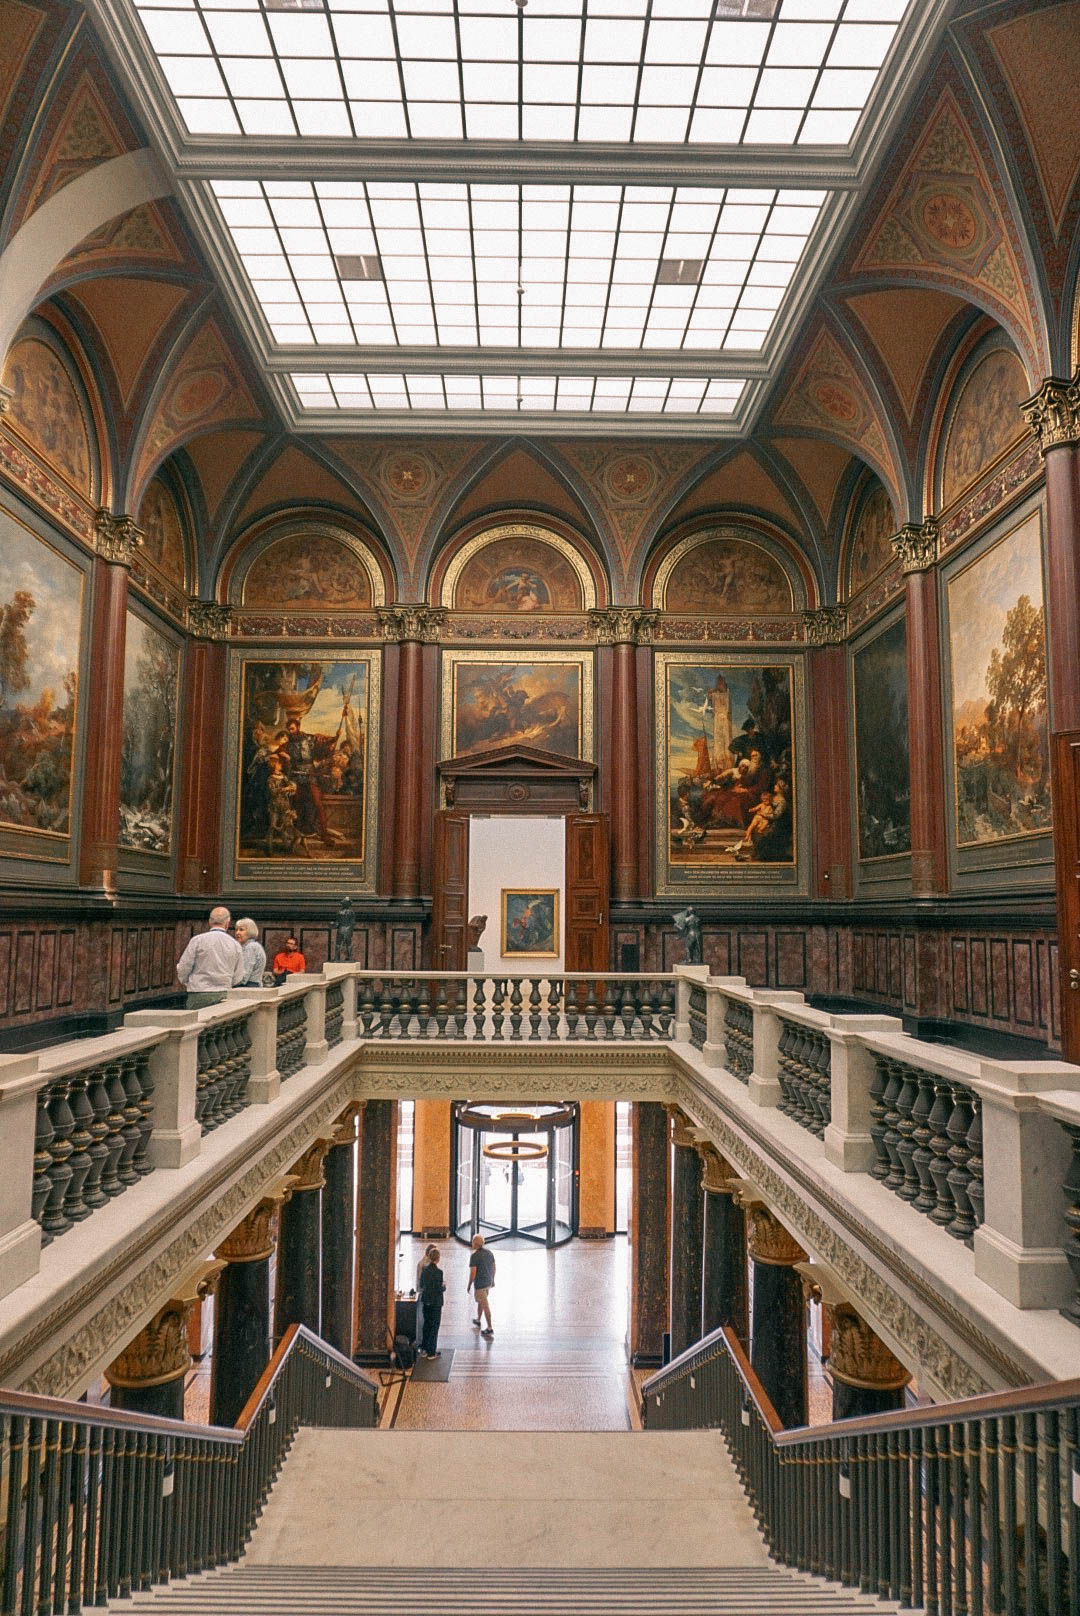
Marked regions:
[115,1431,894,1615]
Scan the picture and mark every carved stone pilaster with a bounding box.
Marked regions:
[187,600,232,639]
[217,1181,294,1264]
[891,520,938,574]
[377,605,446,643]
[826,1302,912,1392]
[93,509,143,567]
[743,1203,807,1267]
[105,1259,225,1389]
[1022,374,1080,455]
[803,605,847,646]
[589,607,659,645]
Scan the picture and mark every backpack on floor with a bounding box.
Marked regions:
[392,1333,416,1372]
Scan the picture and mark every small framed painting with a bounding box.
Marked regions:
[501,889,560,958]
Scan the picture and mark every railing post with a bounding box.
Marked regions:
[824,1016,903,1172]
[0,1052,44,1299]
[971,1059,1079,1308]
[749,992,804,1107]
[124,1012,202,1168]
[227,989,280,1104]
[322,963,358,1040]
[702,977,746,1069]
[674,964,709,1042]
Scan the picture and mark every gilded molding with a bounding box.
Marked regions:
[803,606,847,646]
[377,605,446,643]
[93,509,143,567]
[589,607,659,646]
[826,1302,912,1392]
[1021,374,1080,455]
[216,1182,294,1264]
[891,521,938,574]
[187,600,232,639]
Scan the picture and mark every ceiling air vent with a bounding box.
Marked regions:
[335,255,384,282]
[656,258,703,287]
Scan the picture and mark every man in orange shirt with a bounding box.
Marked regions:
[272,936,306,976]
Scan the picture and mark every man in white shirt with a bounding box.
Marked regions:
[235,918,267,986]
[176,908,246,994]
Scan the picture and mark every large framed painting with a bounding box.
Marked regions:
[501,889,559,958]
[851,615,911,861]
[118,609,181,859]
[653,652,807,895]
[945,507,1050,853]
[226,651,380,891]
[0,506,85,863]
[440,649,594,762]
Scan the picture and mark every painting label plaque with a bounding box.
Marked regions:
[852,616,911,860]
[947,510,1050,847]
[230,652,380,888]
[501,889,559,958]
[0,509,84,847]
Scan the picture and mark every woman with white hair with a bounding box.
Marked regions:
[234,918,266,986]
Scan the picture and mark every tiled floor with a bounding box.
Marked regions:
[392,1234,636,1431]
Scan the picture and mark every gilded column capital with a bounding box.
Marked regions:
[105,1259,225,1389]
[217,1181,295,1264]
[696,1141,737,1194]
[891,520,938,574]
[589,607,659,645]
[744,1203,807,1267]
[826,1301,912,1392]
[376,605,446,643]
[187,599,233,639]
[330,1102,362,1149]
[1021,374,1080,455]
[666,1104,697,1149]
[93,509,143,567]
[290,1136,332,1191]
[803,605,847,646]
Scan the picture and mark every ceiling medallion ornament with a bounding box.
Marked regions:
[891,519,939,573]
[604,456,658,503]
[383,453,431,498]
[1021,373,1080,455]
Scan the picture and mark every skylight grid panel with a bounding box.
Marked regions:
[289,370,747,414]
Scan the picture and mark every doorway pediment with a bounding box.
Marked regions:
[438,745,596,813]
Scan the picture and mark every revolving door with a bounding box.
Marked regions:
[453,1102,578,1247]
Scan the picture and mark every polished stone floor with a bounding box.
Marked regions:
[392,1234,637,1430]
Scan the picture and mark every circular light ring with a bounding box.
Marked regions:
[459,1101,576,1131]
[482,1139,548,1163]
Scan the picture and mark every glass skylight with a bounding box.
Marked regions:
[212,178,824,352]
[134,0,906,146]
[291,371,746,412]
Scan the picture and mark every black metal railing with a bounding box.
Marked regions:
[0,1326,377,1616]
[688,984,707,1050]
[777,1018,831,1137]
[644,1327,1080,1616]
[324,982,345,1048]
[354,974,675,1041]
[275,997,307,1080]
[870,1054,984,1245]
[32,1050,155,1244]
[723,1000,753,1083]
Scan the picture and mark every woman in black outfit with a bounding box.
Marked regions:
[418,1249,446,1358]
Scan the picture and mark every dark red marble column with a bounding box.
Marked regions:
[78,514,139,892]
[699,1145,748,1345]
[825,1302,910,1422]
[275,1140,328,1342]
[1023,382,1080,1061]
[321,1108,358,1358]
[177,605,231,895]
[629,1100,669,1366]
[380,609,444,899]
[211,1192,286,1427]
[895,524,948,897]
[805,613,852,899]
[592,609,656,901]
[354,1098,398,1363]
[668,1108,704,1359]
[744,1202,808,1430]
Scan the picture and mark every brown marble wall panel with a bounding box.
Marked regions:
[738,932,769,986]
[990,939,1009,1019]
[138,928,152,990]
[776,931,805,988]
[903,935,917,1005]
[888,935,902,1000]
[0,934,11,1016]
[14,934,34,1014]
[151,929,164,987]
[108,931,124,1004]
[952,940,969,1013]
[875,934,889,995]
[35,932,55,1009]
[392,928,416,971]
[703,933,731,976]
[1049,942,1060,1041]
[124,929,139,995]
[970,938,989,1016]
[1012,941,1035,1026]
[56,931,74,1007]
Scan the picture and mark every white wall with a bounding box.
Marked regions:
[468,815,565,972]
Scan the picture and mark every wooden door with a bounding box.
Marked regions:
[1053,732,1080,1062]
[564,813,610,972]
[431,810,469,971]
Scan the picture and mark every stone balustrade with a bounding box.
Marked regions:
[3,962,1080,1380]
